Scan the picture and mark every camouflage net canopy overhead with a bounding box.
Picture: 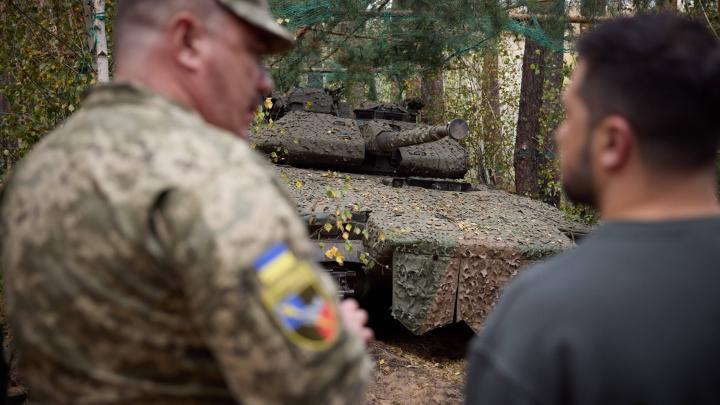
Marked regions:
[267,0,585,90]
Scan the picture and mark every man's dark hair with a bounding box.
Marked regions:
[577,13,720,170]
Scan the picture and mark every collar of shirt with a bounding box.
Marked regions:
[81,81,198,117]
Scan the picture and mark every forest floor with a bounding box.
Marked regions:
[364,315,475,405]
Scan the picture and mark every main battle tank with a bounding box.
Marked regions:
[252,88,587,335]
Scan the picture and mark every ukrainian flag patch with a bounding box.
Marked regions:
[254,243,339,350]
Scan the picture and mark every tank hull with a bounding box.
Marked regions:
[275,166,581,334]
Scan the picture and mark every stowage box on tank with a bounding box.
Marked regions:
[251,88,588,334]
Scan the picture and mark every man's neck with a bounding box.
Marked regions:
[599,168,720,221]
[114,63,195,111]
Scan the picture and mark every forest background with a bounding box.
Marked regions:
[1,0,718,223]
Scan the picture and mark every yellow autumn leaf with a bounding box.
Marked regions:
[325,246,338,260]
[295,180,304,189]
[378,359,385,365]
[378,231,386,242]
[323,223,333,232]
[335,253,345,266]
[345,224,352,231]
[264,97,273,109]
[342,232,350,240]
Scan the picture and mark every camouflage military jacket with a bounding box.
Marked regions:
[0,83,371,405]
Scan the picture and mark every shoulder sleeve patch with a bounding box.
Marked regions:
[254,243,340,351]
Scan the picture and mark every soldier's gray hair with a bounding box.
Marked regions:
[114,0,225,58]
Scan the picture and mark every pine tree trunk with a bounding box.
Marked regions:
[420,69,445,124]
[514,0,565,201]
[514,38,545,197]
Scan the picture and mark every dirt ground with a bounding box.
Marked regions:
[364,318,474,405]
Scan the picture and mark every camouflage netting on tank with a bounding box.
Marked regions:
[267,0,575,90]
[277,166,581,333]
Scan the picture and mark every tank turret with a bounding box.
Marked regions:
[252,90,470,179]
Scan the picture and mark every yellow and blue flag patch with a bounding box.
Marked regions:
[254,243,339,350]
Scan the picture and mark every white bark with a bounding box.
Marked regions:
[84,0,109,83]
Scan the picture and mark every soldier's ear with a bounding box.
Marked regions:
[167,11,205,72]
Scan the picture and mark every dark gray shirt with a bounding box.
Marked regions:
[466,218,720,405]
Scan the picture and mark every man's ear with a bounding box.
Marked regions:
[165,11,205,71]
[595,115,635,171]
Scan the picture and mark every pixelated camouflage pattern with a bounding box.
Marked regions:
[0,83,371,404]
[272,166,583,335]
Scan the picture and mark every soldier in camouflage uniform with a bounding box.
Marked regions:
[0,0,372,403]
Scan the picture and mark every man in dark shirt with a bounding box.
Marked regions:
[466,13,720,405]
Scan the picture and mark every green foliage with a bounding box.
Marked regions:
[561,201,600,226]
[266,0,591,92]
[0,0,115,177]
[444,36,524,188]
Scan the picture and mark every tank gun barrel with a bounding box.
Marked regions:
[373,118,469,152]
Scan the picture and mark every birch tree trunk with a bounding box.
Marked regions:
[84,0,110,82]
